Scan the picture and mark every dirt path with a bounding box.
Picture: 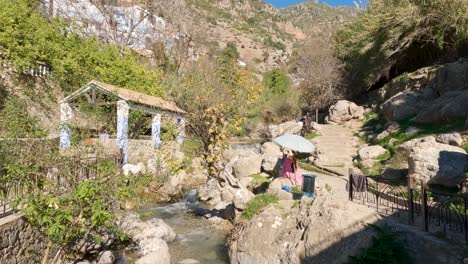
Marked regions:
[311,121,363,176]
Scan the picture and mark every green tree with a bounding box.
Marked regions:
[0,0,164,95]
[263,68,290,96]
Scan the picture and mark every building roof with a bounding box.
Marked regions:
[62,80,186,115]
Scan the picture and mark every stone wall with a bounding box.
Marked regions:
[0,214,52,264]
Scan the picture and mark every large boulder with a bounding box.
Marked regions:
[412,91,468,125]
[325,100,365,124]
[268,121,303,139]
[232,187,256,210]
[229,191,380,264]
[260,142,283,175]
[233,155,263,178]
[408,140,467,188]
[197,178,221,204]
[117,213,175,264]
[431,59,468,94]
[381,87,438,122]
[436,133,463,147]
[397,136,436,158]
[358,145,388,160]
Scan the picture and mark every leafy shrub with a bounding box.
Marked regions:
[336,0,468,91]
[242,194,278,220]
[0,96,47,138]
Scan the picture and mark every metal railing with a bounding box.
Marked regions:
[348,175,468,245]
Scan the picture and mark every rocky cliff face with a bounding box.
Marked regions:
[43,0,357,72]
[229,191,380,264]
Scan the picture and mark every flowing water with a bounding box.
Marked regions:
[129,190,230,263]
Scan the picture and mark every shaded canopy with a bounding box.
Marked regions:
[61,80,186,116]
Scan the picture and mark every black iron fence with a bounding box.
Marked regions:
[348,175,468,245]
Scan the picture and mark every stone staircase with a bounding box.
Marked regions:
[311,121,362,176]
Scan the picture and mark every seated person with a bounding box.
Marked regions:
[281,148,303,185]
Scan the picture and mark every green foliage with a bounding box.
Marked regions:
[0,96,47,138]
[263,68,290,96]
[263,36,286,51]
[304,132,319,140]
[336,0,468,90]
[0,0,163,95]
[249,174,272,183]
[242,194,278,220]
[348,224,412,264]
[463,143,468,153]
[20,160,130,258]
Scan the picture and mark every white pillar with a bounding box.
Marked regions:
[176,117,185,144]
[59,102,72,149]
[151,113,162,148]
[117,100,129,164]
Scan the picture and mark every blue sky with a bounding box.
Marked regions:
[265,0,362,8]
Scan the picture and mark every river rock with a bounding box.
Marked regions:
[325,100,365,124]
[232,187,255,210]
[408,140,467,188]
[136,250,170,264]
[97,251,115,264]
[197,178,221,204]
[412,91,468,125]
[117,213,175,264]
[358,145,387,160]
[436,133,463,147]
[123,162,146,176]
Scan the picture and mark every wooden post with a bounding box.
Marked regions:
[315,108,319,124]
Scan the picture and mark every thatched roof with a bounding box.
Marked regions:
[62,80,186,115]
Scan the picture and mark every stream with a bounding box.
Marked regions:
[126,190,230,263]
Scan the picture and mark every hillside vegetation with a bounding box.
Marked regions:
[336,0,468,92]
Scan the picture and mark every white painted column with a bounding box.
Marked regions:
[117,100,129,164]
[151,113,162,148]
[176,117,185,144]
[59,102,72,149]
